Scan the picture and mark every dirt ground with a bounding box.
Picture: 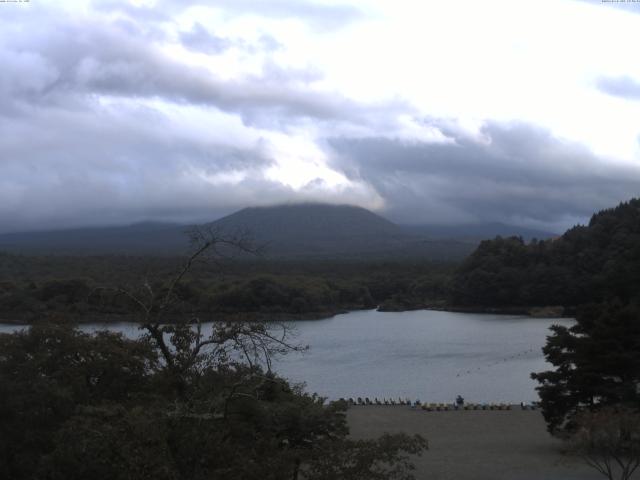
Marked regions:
[347,406,605,480]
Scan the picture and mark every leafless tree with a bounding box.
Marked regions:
[571,406,640,480]
[106,225,305,384]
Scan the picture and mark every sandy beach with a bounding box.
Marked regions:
[347,406,604,480]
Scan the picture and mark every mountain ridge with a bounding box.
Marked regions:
[0,203,556,259]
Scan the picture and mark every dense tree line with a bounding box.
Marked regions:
[452,199,640,308]
[0,255,454,322]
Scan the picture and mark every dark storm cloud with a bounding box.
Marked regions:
[328,121,640,229]
[596,75,640,100]
[0,99,278,233]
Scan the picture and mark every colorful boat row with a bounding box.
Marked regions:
[338,398,538,410]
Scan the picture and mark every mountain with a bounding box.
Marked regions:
[0,203,550,260]
[205,203,475,259]
[211,203,400,240]
[0,222,190,255]
[402,222,557,242]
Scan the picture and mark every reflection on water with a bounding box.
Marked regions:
[0,309,573,403]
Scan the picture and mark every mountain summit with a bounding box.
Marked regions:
[206,203,412,258]
[0,203,553,259]
[212,203,399,239]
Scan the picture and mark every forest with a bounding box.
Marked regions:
[2,199,640,324]
[0,255,454,323]
[451,198,640,309]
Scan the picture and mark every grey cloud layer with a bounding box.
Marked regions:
[328,121,640,229]
[180,23,235,55]
[0,97,373,232]
[2,16,362,126]
[0,100,271,231]
[0,3,374,233]
[1,1,637,233]
[92,0,364,30]
[179,23,281,55]
[597,75,640,100]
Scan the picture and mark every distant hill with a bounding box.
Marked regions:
[211,203,401,241]
[208,204,417,258]
[0,222,189,255]
[202,203,476,260]
[451,198,640,307]
[0,203,554,260]
[402,222,557,242]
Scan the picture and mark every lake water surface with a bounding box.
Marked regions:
[0,309,573,403]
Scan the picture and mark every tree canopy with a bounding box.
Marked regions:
[0,321,427,480]
[452,198,640,308]
[531,302,640,435]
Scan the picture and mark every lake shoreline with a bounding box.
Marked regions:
[2,310,574,403]
[424,304,573,318]
[0,304,573,326]
[0,309,354,326]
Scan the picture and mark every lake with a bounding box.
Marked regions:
[0,309,573,403]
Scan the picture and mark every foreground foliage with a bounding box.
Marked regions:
[532,302,640,435]
[0,323,426,479]
[0,229,427,479]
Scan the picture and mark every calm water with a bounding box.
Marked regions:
[0,309,573,403]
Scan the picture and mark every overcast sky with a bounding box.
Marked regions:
[2,0,640,233]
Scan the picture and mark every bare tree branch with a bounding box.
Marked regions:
[93,225,304,393]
